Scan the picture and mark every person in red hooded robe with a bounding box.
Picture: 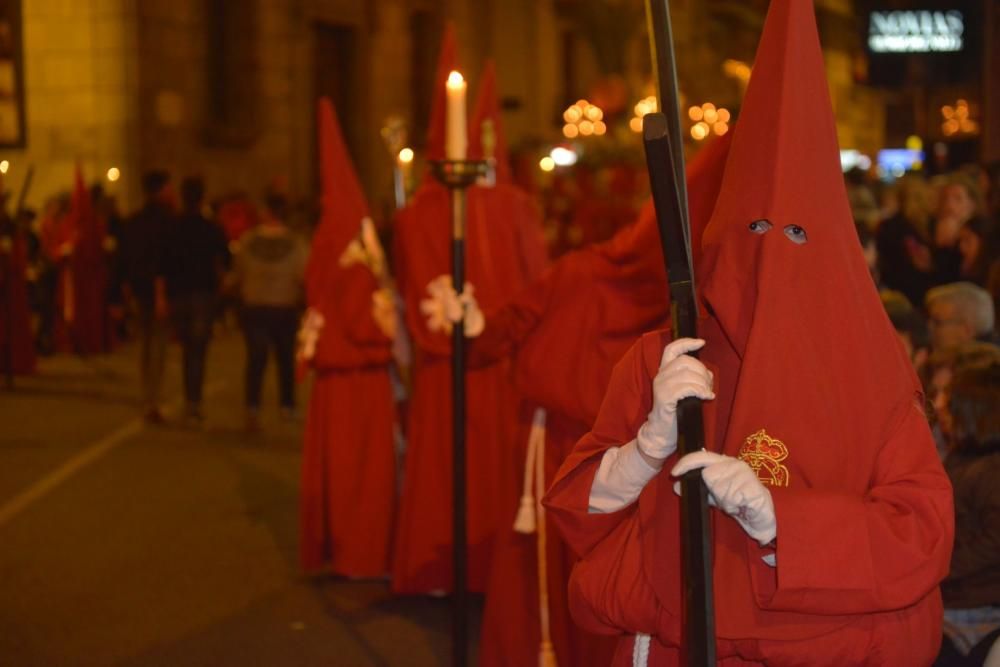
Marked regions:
[298,97,398,577]
[68,166,111,355]
[426,134,730,666]
[390,34,548,594]
[543,2,954,665]
[39,192,77,354]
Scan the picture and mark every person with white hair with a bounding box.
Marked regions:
[926,282,997,352]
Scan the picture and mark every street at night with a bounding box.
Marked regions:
[0,335,476,666]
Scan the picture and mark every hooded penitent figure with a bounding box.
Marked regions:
[299,97,397,577]
[466,135,729,667]
[391,36,548,594]
[69,166,111,355]
[543,1,953,665]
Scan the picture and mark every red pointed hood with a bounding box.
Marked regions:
[307,97,370,300]
[305,97,391,370]
[696,0,918,412]
[425,23,458,163]
[469,60,511,184]
[648,0,923,641]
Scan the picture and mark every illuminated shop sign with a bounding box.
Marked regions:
[868,10,964,53]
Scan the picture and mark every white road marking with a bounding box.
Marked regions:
[0,381,225,528]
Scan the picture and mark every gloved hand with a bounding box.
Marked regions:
[671,451,776,546]
[419,275,485,337]
[359,217,388,280]
[296,307,325,363]
[371,287,399,339]
[636,338,715,461]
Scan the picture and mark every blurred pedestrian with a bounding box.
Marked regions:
[232,191,307,430]
[118,170,174,423]
[957,216,1000,314]
[882,289,930,374]
[876,174,935,307]
[934,361,1000,666]
[926,282,996,352]
[0,200,36,376]
[855,221,882,287]
[932,176,984,286]
[165,177,230,422]
[923,341,1000,459]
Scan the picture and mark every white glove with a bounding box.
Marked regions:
[371,287,399,339]
[296,308,325,362]
[419,275,485,337]
[636,338,715,461]
[671,451,776,546]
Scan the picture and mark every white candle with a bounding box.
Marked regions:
[445,70,467,160]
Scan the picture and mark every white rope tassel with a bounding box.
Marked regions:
[514,408,546,535]
[532,409,557,667]
[632,633,651,667]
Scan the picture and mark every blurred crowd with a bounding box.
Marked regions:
[845,164,1000,665]
[0,169,308,430]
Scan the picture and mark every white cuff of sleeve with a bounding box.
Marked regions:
[587,440,662,514]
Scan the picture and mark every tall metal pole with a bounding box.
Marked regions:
[643,1,716,664]
[450,185,468,667]
[431,159,486,667]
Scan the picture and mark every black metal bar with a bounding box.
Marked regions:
[645,0,692,260]
[450,186,468,667]
[642,96,717,667]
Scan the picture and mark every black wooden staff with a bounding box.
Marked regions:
[430,158,487,667]
[642,1,716,664]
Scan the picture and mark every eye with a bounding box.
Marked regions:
[783,225,808,244]
[748,219,772,234]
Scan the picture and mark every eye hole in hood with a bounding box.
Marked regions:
[784,224,808,244]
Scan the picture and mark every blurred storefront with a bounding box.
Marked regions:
[857,0,994,174]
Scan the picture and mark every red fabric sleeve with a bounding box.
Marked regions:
[748,402,954,615]
[544,333,660,559]
[393,203,453,360]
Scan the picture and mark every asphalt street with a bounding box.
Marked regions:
[0,333,480,666]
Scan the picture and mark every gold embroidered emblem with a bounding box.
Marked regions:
[738,429,790,487]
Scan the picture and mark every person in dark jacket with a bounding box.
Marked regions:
[164,177,230,422]
[117,170,174,423]
[936,360,1000,666]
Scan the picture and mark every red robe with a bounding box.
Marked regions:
[69,171,111,355]
[299,97,397,577]
[0,227,36,375]
[545,1,953,664]
[299,263,396,576]
[546,329,953,666]
[40,208,77,354]
[391,182,547,593]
